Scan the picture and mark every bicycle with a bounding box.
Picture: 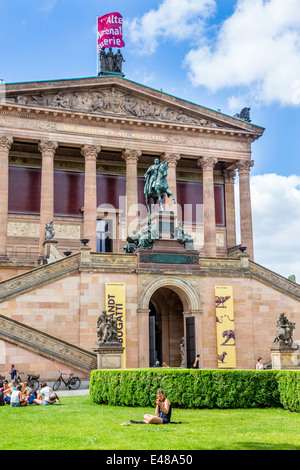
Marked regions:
[52,371,81,391]
[15,371,40,391]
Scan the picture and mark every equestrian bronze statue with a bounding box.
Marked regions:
[144,159,176,214]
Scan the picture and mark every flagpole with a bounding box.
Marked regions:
[96,15,99,76]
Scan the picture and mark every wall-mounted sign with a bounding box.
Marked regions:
[105,282,126,367]
[215,285,236,368]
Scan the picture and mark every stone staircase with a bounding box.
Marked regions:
[0,313,96,374]
[0,252,96,374]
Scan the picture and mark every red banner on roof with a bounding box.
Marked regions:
[97,12,125,51]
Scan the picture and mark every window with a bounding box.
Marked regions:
[96,219,113,253]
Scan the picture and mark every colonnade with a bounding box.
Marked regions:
[0,136,254,260]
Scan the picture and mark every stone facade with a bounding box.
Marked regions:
[0,75,298,380]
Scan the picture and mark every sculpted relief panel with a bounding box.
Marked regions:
[8,222,80,239]
[11,85,220,128]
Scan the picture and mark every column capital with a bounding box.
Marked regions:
[223,169,236,183]
[38,140,58,157]
[137,308,150,317]
[197,156,218,170]
[161,153,180,167]
[121,149,142,163]
[0,136,13,151]
[81,144,101,160]
[235,159,254,172]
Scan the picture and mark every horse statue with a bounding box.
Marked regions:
[144,160,176,214]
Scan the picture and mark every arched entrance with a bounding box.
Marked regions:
[149,287,184,367]
[138,276,202,368]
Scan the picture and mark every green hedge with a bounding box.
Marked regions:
[89,368,300,410]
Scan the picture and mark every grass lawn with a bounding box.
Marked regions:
[2,395,300,450]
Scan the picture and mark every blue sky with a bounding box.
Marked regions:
[0,0,299,280]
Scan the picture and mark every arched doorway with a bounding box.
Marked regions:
[138,276,202,369]
[149,287,184,367]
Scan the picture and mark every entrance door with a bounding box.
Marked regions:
[149,315,156,367]
[185,317,195,368]
[149,302,162,367]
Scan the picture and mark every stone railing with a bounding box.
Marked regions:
[83,252,137,271]
[0,252,80,303]
[199,256,300,300]
[199,257,241,273]
[0,313,96,374]
[249,260,300,300]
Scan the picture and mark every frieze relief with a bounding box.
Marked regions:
[8,222,81,239]
[10,86,222,128]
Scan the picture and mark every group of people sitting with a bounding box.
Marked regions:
[0,380,60,407]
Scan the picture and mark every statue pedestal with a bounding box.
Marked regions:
[140,210,176,240]
[93,342,124,369]
[137,210,199,270]
[270,343,300,370]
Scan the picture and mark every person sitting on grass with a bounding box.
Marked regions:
[121,389,172,425]
[22,382,37,405]
[3,382,14,405]
[34,382,60,406]
[10,384,28,407]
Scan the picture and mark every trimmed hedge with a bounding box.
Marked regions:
[89,368,300,410]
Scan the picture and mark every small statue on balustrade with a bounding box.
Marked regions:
[44,220,55,241]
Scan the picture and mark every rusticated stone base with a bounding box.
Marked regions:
[93,342,125,369]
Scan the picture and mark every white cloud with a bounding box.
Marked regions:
[40,0,58,14]
[184,0,300,106]
[126,0,216,54]
[236,173,300,282]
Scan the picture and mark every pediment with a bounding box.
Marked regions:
[3,76,264,134]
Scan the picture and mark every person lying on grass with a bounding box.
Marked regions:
[121,389,172,425]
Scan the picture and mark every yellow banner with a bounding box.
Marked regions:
[105,282,126,367]
[215,286,236,368]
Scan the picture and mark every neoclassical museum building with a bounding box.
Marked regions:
[0,72,299,379]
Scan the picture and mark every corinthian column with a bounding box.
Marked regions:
[161,153,180,213]
[122,149,141,236]
[223,169,237,249]
[0,136,13,260]
[81,145,100,252]
[38,140,58,255]
[198,156,218,257]
[235,159,254,260]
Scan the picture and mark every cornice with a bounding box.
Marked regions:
[0,103,262,143]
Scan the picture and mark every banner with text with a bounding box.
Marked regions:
[105,282,126,367]
[215,286,236,368]
[97,12,125,51]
